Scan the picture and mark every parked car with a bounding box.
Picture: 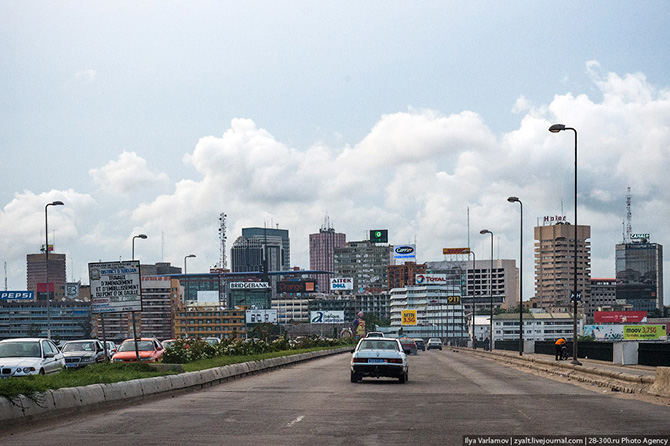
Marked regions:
[103,341,118,358]
[112,338,165,363]
[366,332,385,338]
[205,337,221,346]
[350,337,408,383]
[0,338,65,377]
[427,338,443,350]
[413,338,426,351]
[162,339,177,350]
[61,339,107,368]
[398,338,418,355]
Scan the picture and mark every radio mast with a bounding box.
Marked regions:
[218,212,227,269]
[625,186,632,243]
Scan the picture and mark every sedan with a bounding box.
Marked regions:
[112,338,164,363]
[427,338,443,350]
[61,339,107,368]
[350,337,408,383]
[398,337,418,355]
[413,338,426,351]
[0,338,65,377]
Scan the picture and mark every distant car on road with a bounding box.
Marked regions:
[366,332,385,338]
[398,338,418,355]
[427,338,443,350]
[61,339,107,368]
[413,338,426,351]
[350,337,408,383]
[0,338,65,377]
[112,338,164,363]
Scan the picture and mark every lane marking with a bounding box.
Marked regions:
[286,415,304,428]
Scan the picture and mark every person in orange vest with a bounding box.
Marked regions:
[554,337,567,360]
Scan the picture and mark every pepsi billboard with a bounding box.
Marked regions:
[0,291,34,301]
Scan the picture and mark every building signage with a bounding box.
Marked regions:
[246,309,278,324]
[393,245,416,259]
[415,274,447,285]
[631,234,650,240]
[310,311,345,324]
[229,281,270,290]
[401,309,417,325]
[89,261,142,314]
[277,281,316,293]
[543,215,567,225]
[65,282,80,299]
[594,311,647,324]
[0,291,34,301]
[624,324,666,341]
[369,229,388,243]
[584,325,624,341]
[443,248,470,255]
[330,278,353,290]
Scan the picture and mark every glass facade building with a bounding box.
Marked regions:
[615,242,663,312]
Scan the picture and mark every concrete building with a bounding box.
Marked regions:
[231,227,291,273]
[585,278,617,323]
[615,240,664,312]
[492,312,584,342]
[309,220,346,292]
[27,252,67,302]
[174,304,247,340]
[388,262,426,290]
[532,221,591,311]
[0,300,91,340]
[272,298,310,323]
[334,240,393,292]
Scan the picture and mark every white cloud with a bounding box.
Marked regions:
[89,151,170,196]
[74,69,96,82]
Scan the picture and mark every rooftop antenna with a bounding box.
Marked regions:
[625,186,632,243]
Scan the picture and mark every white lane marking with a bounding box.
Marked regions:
[286,415,304,428]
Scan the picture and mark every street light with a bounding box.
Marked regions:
[184,254,196,274]
[548,123,581,365]
[132,234,147,261]
[507,196,524,356]
[480,229,494,350]
[45,200,64,339]
[467,249,476,349]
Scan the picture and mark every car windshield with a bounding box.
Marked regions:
[62,341,95,352]
[0,341,41,358]
[118,340,155,352]
[358,340,398,351]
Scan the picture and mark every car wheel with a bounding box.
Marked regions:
[39,369,46,375]
[350,371,360,383]
[399,371,407,384]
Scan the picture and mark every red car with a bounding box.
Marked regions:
[398,338,418,355]
[112,338,164,363]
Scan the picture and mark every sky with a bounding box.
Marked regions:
[1,2,669,304]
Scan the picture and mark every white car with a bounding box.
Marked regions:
[350,337,408,383]
[0,338,65,377]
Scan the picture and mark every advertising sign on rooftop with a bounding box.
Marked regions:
[0,291,34,301]
[594,311,647,324]
[89,261,142,314]
[277,280,316,293]
[310,311,345,324]
[394,245,416,259]
[415,274,447,285]
[246,309,278,324]
[330,278,353,291]
[229,282,270,290]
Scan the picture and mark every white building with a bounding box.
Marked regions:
[272,298,310,323]
[390,284,466,342]
[492,312,584,342]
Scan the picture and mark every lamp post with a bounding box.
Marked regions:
[131,234,147,261]
[183,254,196,339]
[548,123,581,365]
[45,200,64,339]
[480,229,494,350]
[130,234,147,361]
[507,196,524,356]
[184,254,196,274]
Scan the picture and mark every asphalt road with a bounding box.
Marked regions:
[2,349,669,445]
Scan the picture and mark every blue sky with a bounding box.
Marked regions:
[1,2,669,304]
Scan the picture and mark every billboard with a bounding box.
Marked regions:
[310,311,345,324]
[246,309,278,324]
[65,282,80,299]
[277,280,316,293]
[229,282,270,290]
[415,274,447,285]
[369,229,388,243]
[584,325,624,341]
[443,247,470,255]
[624,324,667,341]
[401,309,417,325]
[394,245,416,259]
[197,290,220,303]
[0,291,34,301]
[89,261,142,314]
[594,311,647,324]
[330,278,353,291]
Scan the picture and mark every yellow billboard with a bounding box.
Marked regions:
[401,309,417,325]
[623,324,667,340]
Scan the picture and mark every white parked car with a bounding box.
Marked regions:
[350,337,408,383]
[61,339,107,368]
[0,338,65,377]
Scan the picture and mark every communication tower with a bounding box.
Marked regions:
[218,213,227,269]
[625,186,632,243]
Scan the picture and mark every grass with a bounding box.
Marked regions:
[0,347,341,401]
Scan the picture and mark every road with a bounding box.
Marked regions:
[2,349,669,445]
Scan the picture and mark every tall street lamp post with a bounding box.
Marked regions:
[549,123,582,366]
[480,229,494,350]
[45,201,64,339]
[184,254,196,274]
[130,234,147,362]
[507,196,524,356]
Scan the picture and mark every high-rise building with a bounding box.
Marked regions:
[532,221,591,312]
[615,240,663,312]
[334,240,393,292]
[234,227,291,271]
[388,262,426,290]
[309,219,346,292]
[26,252,67,301]
[586,278,617,322]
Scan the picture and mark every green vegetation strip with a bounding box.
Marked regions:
[0,346,341,401]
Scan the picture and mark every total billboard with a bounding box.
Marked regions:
[310,311,345,324]
[89,261,142,314]
[246,309,278,324]
[594,311,647,324]
[330,278,353,291]
[415,274,447,285]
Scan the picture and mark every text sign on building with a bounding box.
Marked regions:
[89,261,142,314]
[394,245,416,259]
[594,311,647,324]
[277,281,316,293]
[310,311,345,324]
[415,274,447,285]
[0,291,34,301]
[246,309,278,324]
[443,248,470,255]
[401,309,417,325]
[229,282,270,290]
[623,324,666,341]
[65,282,80,299]
[631,234,650,240]
[330,278,353,291]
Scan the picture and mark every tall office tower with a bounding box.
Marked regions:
[533,221,591,312]
[387,262,426,290]
[27,252,67,301]
[615,238,663,312]
[334,240,393,292]
[586,278,617,322]
[309,218,346,292]
[232,227,291,272]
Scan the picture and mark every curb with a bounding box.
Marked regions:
[0,347,350,426]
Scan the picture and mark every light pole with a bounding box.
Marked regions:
[184,254,196,274]
[131,234,147,261]
[549,123,581,365]
[480,229,494,350]
[45,200,64,339]
[508,196,524,356]
[183,254,196,339]
[131,234,147,361]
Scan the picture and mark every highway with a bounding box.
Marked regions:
[2,349,669,445]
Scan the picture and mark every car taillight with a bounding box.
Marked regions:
[387,358,403,364]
